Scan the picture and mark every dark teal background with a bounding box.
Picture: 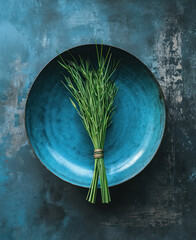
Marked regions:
[0,0,195,239]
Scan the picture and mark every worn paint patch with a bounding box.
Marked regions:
[156,18,183,103]
[0,57,28,157]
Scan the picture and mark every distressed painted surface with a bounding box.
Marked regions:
[0,0,195,239]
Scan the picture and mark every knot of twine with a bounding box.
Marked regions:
[94,149,104,159]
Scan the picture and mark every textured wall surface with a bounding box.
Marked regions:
[0,0,195,239]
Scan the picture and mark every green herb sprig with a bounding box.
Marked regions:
[58,45,119,203]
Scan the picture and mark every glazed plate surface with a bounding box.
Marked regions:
[25,44,165,187]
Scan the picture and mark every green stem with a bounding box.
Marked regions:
[86,158,111,204]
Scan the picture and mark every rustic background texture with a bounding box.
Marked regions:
[0,0,195,239]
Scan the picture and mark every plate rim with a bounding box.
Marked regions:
[25,43,166,188]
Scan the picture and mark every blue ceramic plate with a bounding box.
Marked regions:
[25,44,165,187]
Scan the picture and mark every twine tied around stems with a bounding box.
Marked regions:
[94,149,104,159]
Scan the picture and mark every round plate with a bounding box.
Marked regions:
[25,44,166,187]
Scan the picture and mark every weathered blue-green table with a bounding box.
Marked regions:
[0,0,195,239]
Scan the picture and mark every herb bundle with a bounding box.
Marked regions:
[58,45,119,203]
